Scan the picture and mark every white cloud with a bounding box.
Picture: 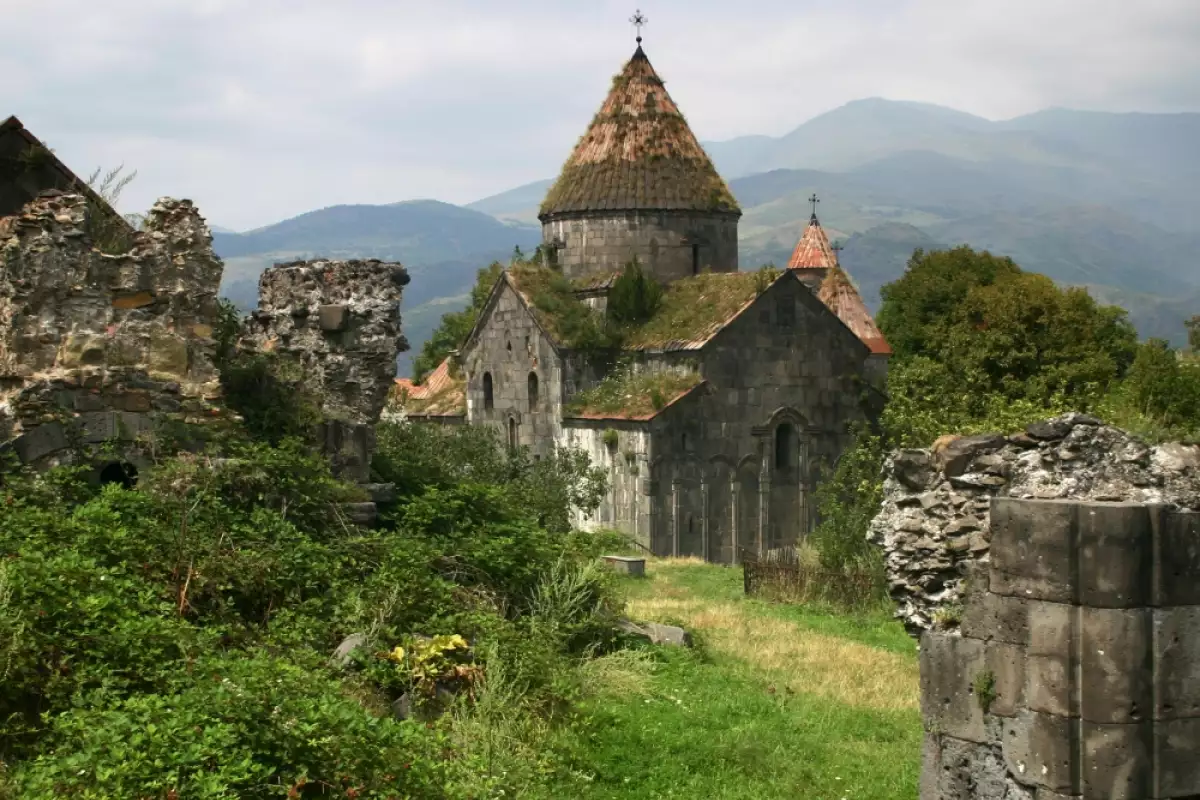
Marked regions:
[2,0,1196,229]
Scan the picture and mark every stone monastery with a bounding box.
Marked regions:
[395,41,892,561]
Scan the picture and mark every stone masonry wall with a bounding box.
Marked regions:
[920,498,1200,800]
[461,279,564,459]
[240,259,409,482]
[542,210,739,286]
[557,421,653,549]
[870,414,1200,635]
[646,274,875,562]
[0,191,224,471]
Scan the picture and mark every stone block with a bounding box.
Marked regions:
[1080,721,1151,799]
[59,333,106,368]
[1001,710,1078,794]
[1026,601,1076,717]
[985,641,1026,717]
[1156,510,1200,607]
[318,304,349,332]
[1155,717,1200,797]
[920,632,988,743]
[111,290,155,309]
[1076,502,1153,608]
[12,422,67,463]
[78,411,118,443]
[1080,607,1151,725]
[1033,791,1079,800]
[990,498,1078,604]
[1153,606,1200,720]
[148,334,190,376]
[601,555,645,577]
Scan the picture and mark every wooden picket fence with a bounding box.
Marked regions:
[741,546,883,610]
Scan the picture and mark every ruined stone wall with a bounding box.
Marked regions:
[920,498,1200,800]
[542,210,739,286]
[240,259,409,481]
[870,414,1200,635]
[0,191,223,470]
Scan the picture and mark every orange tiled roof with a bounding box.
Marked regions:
[391,357,466,417]
[818,267,892,355]
[786,214,837,270]
[539,46,739,218]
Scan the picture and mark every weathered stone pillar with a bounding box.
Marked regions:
[730,472,740,564]
[671,478,682,558]
[919,498,1200,800]
[757,454,770,554]
[700,475,709,562]
[240,259,409,483]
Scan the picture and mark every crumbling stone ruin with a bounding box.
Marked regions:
[0,190,225,477]
[869,413,1200,635]
[240,259,410,483]
[920,498,1200,799]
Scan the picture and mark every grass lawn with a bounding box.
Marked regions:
[536,558,922,799]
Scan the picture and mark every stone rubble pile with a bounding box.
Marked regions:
[868,412,1200,635]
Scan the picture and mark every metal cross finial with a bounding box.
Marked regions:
[808,193,820,220]
[630,9,647,44]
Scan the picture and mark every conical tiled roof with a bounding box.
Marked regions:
[818,266,892,356]
[539,46,740,218]
[786,213,837,269]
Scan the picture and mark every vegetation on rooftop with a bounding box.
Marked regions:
[564,363,702,419]
[623,266,780,350]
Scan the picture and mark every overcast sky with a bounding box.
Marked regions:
[4,0,1198,231]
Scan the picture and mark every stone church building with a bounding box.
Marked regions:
[395,43,890,562]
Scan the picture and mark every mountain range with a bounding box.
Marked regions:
[211,99,1200,375]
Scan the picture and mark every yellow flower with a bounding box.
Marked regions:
[388,646,406,662]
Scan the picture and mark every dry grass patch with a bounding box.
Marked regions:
[625,559,919,712]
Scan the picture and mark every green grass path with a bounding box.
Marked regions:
[536,560,922,800]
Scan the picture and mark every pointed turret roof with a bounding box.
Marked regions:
[818,266,892,356]
[786,212,837,269]
[539,46,740,219]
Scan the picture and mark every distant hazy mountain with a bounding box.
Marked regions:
[466,179,552,225]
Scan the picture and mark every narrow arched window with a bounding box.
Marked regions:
[528,371,540,410]
[508,417,518,450]
[691,244,700,275]
[775,423,794,470]
[483,372,494,410]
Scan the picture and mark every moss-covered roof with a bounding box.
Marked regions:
[564,367,704,420]
[391,358,466,417]
[623,270,778,350]
[506,264,780,352]
[539,47,740,218]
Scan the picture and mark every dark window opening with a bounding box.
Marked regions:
[506,340,512,352]
[681,431,690,451]
[483,372,494,410]
[508,418,518,450]
[691,244,700,275]
[775,423,794,470]
[687,515,694,535]
[99,461,138,489]
[528,371,540,410]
